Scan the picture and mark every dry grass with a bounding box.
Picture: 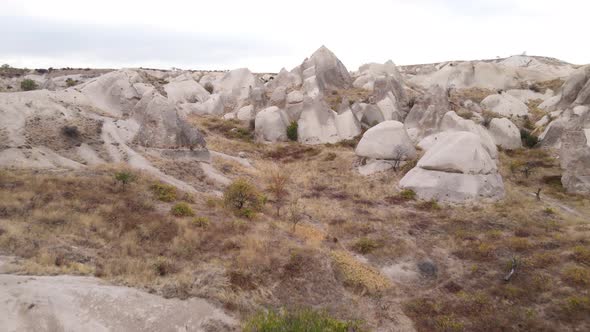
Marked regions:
[330,250,392,294]
[1,121,589,331]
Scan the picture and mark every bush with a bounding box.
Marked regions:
[417,199,441,211]
[191,216,210,228]
[204,82,214,94]
[20,79,38,91]
[243,308,360,332]
[170,202,195,217]
[66,78,78,87]
[224,178,263,217]
[399,189,416,201]
[287,121,298,141]
[520,129,539,148]
[353,237,381,254]
[61,125,80,138]
[114,171,135,186]
[150,183,177,202]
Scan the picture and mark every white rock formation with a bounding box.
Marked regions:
[440,111,498,158]
[254,106,290,142]
[488,118,522,150]
[400,132,504,202]
[481,92,529,117]
[355,121,417,160]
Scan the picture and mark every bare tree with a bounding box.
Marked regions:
[391,146,408,172]
[287,199,304,232]
[266,168,290,217]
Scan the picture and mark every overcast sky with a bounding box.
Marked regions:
[1,0,588,72]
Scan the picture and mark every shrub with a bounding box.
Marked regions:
[572,245,590,265]
[520,129,539,148]
[114,171,135,186]
[152,256,177,276]
[20,79,38,91]
[286,121,298,141]
[399,189,416,201]
[66,78,77,87]
[417,199,440,211]
[170,202,195,217]
[353,237,380,254]
[150,183,177,202]
[243,308,360,332]
[563,266,590,286]
[191,216,210,228]
[1,64,10,69]
[224,179,263,217]
[61,125,80,138]
[266,169,290,216]
[204,82,214,94]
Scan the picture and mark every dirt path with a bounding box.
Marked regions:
[0,257,235,332]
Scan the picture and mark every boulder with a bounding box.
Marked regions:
[440,111,498,158]
[80,69,143,117]
[297,99,340,144]
[417,132,496,174]
[405,86,451,141]
[335,107,362,140]
[266,68,302,90]
[488,118,522,150]
[164,78,209,104]
[189,94,224,116]
[254,106,290,142]
[296,46,352,95]
[217,68,260,105]
[559,110,590,194]
[480,92,529,117]
[353,60,403,91]
[236,105,255,121]
[133,92,205,149]
[355,121,417,160]
[270,86,287,106]
[400,131,504,202]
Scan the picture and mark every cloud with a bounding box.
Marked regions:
[0,0,588,72]
[0,16,292,70]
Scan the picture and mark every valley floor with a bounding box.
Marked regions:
[1,120,589,331]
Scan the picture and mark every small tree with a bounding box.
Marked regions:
[223,178,263,217]
[1,64,10,69]
[21,79,38,91]
[114,170,135,189]
[287,199,304,232]
[266,168,290,216]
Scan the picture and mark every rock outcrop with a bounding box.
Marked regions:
[481,92,529,117]
[355,121,416,160]
[400,132,504,202]
[488,118,521,150]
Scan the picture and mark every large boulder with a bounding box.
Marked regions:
[164,77,209,104]
[133,92,205,149]
[559,109,590,194]
[404,86,451,141]
[488,118,521,150]
[217,68,260,106]
[295,46,352,95]
[335,105,362,140]
[481,92,529,117]
[355,121,417,160]
[400,132,504,202]
[440,111,498,158]
[79,69,143,117]
[353,61,403,91]
[254,106,290,142]
[297,99,340,144]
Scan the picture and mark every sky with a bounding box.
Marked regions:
[1,0,588,72]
